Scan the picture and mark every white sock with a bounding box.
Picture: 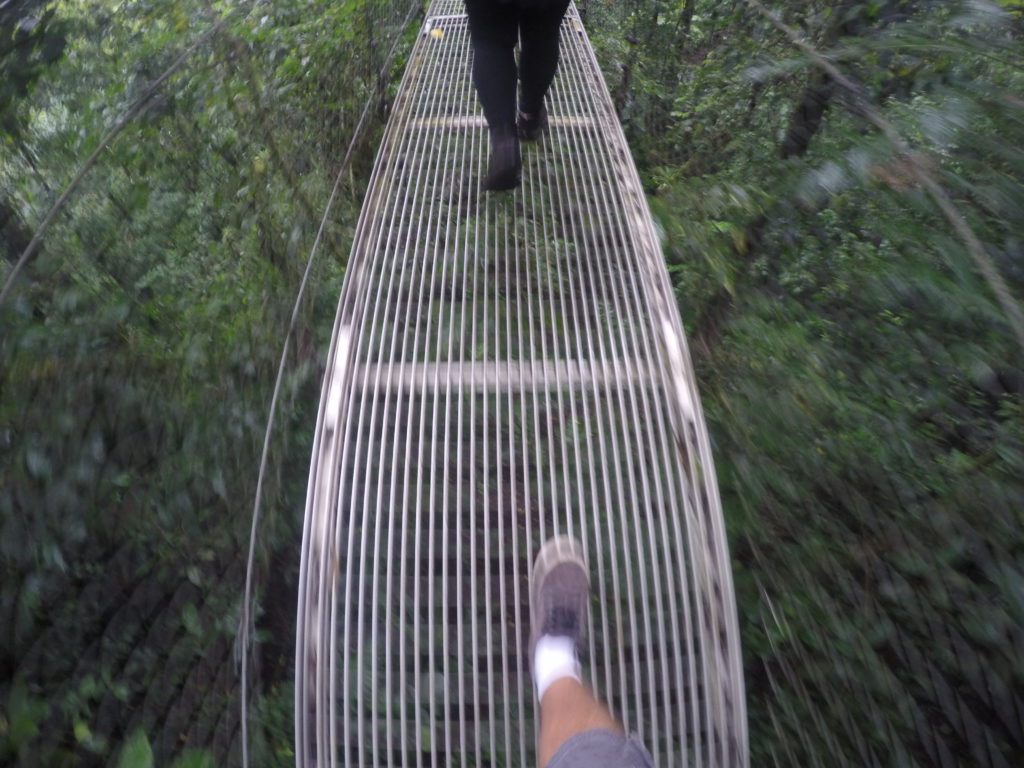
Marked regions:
[533,634,581,700]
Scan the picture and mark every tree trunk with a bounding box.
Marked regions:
[777,0,917,160]
[680,0,695,39]
[1,200,30,265]
[779,70,835,159]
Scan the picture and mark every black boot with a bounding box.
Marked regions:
[483,127,521,191]
[517,102,548,142]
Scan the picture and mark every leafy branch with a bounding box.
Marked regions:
[744,0,1024,355]
[0,19,228,307]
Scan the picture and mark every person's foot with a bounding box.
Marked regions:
[483,127,521,191]
[530,536,589,654]
[530,536,589,700]
[518,102,548,142]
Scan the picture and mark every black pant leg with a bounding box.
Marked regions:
[517,0,571,115]
[464,0,519,132]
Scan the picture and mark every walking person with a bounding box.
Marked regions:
[464,0,572,191]
[530,536,655,767]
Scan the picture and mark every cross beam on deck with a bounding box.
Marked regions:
[296,2,748,767]
[355,358,657,394]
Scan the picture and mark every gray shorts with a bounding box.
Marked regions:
[548,728,654,768]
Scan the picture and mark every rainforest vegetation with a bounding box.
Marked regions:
[2,0,1022,766]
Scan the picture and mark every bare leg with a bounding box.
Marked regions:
[537,677,623,768]
[532,538,625,766]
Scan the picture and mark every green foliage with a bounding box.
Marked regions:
[1,681,48,760]
[169,749,216,768]
[3,0,1022,764]
[248,684,297,768]
[592,0,1024,764]
[1,0,417,763]
[116,729,153,768]
[0,0,68,142]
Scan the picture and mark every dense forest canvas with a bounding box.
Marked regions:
[2,0,1022,765]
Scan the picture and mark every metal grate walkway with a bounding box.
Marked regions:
[295,2,747,766]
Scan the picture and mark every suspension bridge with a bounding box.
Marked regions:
[295,2,747,765]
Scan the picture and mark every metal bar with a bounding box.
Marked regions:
[353,358,656,394]
[553,16,676,761]
[410,115,595,130]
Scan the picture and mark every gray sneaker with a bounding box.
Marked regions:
[530,536,590,656]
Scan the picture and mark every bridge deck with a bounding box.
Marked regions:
[296,2,746,766]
